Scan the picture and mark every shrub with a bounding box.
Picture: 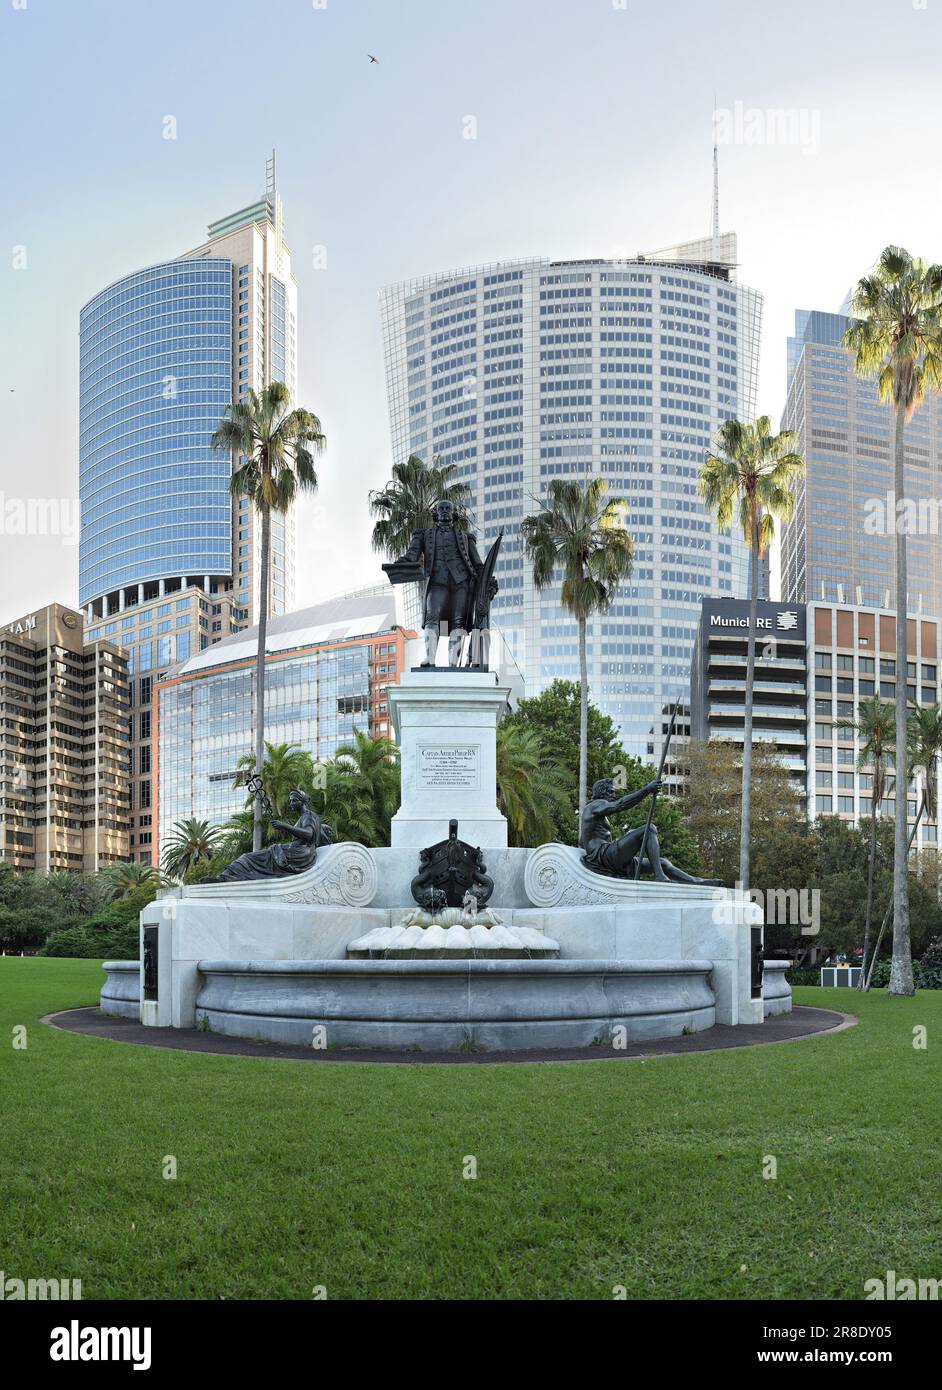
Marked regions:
[785,966,819,987]
[43,918,140,960]
[183,855,226,885]
[868,959,891,989]
[41,887,153,960]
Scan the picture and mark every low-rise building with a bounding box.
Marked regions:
[155,586,414,863]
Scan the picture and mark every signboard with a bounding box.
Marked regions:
[417,743,480,790]
[708,609,802,634]
[701,598,807,642]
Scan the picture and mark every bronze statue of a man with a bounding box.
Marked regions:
[580,778,720,884]
[399,500,497,668]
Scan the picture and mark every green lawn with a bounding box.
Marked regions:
[1,957,939,1300]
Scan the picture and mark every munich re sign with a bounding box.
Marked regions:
[710,610,799,632]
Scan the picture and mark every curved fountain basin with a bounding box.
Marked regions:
[194,957,716,1051]
[100,961,141,1020]
[762,959,792,1017]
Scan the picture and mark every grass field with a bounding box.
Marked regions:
[1,957,939,1300]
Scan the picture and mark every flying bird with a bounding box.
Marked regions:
[368,53,379,64]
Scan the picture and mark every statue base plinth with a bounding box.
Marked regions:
[388,669,510,849]
[409,665,489,674]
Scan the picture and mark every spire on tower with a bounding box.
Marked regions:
[711,102,720,261]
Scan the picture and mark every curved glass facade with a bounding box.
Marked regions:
[79,259,233,607]
[380,252,762,758]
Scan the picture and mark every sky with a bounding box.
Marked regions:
[3,0,942,621]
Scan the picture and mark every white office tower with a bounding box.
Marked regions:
[379,235,761,759]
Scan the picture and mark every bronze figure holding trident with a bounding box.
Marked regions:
[578,695,721,885]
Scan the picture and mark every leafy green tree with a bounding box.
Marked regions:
[684,739,807,886]
[811,816,876,957]
[215,729,402,857]
[234,742,316,820]
[495,724,572,847]
[809,818,942,967]
[369,454,473,558]
[41,881,160,959]
[699,417,804,891]
[907,703,942,843]
[162,819,223,881]
[40,871,110,918]
[212,382,325,852]
[215,809,264,863]
[0,903,61,953]
[306,729,400,848]
[521,479,633,815]
[99,860,164,901]
[844,247,942,995]
[500,680,696,868]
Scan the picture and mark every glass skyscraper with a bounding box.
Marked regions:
[79,165,299,623]
[379,236,761,758]
[79,259,233,606]
[782,308,942,616]
[78,161,301,859]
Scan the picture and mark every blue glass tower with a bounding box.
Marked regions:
[79,259,233,608]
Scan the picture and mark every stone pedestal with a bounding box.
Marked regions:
[388,669,510,849]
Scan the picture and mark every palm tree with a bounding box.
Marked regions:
[369,454,473,558]
[216,809,258,863]
[844,248,942,996]
[908,704,942,843]
[698,416,804,891]
[369,454,474,637]
[496,724,572,847]
[162,818,223,881]
[521,479,633,817]
[308,728,400,847]
[234,742,315,821]
[865,704,942,990]
[99,860,163,901]
[40,870,110,915]
[212,382,325,852]
[836,697,895,989]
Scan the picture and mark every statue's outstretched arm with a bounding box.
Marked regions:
[271,818,314,843]
[402,530,425,563]
[605,789,647,815]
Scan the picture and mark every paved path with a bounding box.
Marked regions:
[43,1004,856,1066]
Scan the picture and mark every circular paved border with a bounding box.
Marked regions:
[42,1004,856,1066]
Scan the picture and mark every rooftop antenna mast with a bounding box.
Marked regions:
[711,99,720,263]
